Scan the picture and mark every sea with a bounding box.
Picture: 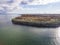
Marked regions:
[0,14,60,45]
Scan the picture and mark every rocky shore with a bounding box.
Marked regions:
[12,14,60,27]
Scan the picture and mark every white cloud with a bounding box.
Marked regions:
[27,0,60,5]
[0,0,23,11]
[0,0,60,14]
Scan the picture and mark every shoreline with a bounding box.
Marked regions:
[12,14,60,28]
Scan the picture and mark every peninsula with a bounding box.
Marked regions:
[12,14,60,27]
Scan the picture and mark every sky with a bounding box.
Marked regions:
[0,0,60,14]
[23,0,60,5]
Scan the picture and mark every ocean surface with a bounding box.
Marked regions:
[0,14,60,45]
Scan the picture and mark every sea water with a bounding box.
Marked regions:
[0,14,60,45]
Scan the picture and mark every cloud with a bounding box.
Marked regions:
[0,0,13,4]
[27,0,60,5]
[0,0,60,14]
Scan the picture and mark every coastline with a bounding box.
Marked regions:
[12,14,60,28]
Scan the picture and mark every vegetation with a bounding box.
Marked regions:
[12,15,60,23]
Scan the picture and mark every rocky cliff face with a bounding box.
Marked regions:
[12,14,60,23]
